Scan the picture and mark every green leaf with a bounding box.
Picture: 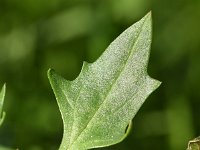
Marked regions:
[48,12,161,150]
[0,84,6,126]
[187,136,200,150]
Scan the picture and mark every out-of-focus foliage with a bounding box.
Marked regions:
[0,84,6,126]
[0,0,200,150]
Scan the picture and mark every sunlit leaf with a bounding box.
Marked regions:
[48,12,161,150]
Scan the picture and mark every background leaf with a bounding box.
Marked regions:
[48,12,161,150]
[0,84,6,126]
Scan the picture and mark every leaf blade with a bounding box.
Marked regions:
[48,12,161,150]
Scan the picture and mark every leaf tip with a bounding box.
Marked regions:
[151,78,162,92]
[1,83,6,94]
[47,68,55,79]
[145,11,152,19]
[141,11,152,27]
[47,68,54,75]
[147,11,152,16]
[155,79,162,88]
[3,83,6,89]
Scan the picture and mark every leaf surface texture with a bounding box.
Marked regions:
[48,12,161,150]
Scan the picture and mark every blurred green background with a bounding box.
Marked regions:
[0,0,200,150]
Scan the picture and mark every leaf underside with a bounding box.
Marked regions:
[0,84,6,126]
[48,12,161,150]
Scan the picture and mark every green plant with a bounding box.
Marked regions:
[1,12,162,150]
[48,12,160,150]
